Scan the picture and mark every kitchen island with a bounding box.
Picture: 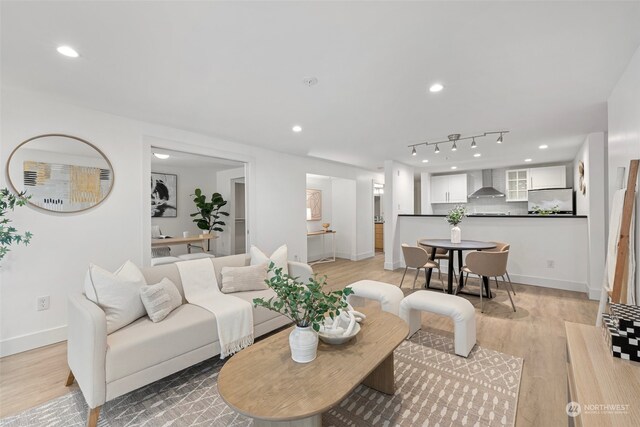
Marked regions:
[395,214,590,295]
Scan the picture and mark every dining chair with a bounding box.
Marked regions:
[482,242,515,293]
[417,240,449,260]
[462,250,516,313]
[417,240,459,287]
[401,244,445,291]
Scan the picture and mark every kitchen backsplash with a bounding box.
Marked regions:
[430,163,572,215]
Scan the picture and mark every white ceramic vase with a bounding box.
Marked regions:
[289,325,319,363]
[451,226,461,244]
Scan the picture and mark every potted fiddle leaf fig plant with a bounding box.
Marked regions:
[445,205,466,244]
[253,264,353,363]
[0,188,33,262]
[190,189,229,251]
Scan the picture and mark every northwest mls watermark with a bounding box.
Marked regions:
[566,401,630,417]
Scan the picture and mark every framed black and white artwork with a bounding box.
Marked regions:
[151,172,177,217]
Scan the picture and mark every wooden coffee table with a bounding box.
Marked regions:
[218,307,408,426]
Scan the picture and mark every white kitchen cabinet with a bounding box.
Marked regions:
[430,174,467,204]
[529,165,566,190]
[505,169,529,202]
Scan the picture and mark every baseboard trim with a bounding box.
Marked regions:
[588,287,602,301]
[384,261,403,271]
[0,325,67,357]
[506,273,587,294]
[355,251,375,261]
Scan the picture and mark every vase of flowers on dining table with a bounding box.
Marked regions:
[446,205,466,244]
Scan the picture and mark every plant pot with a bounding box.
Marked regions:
[450,226,461,244]
[289,326,319,363]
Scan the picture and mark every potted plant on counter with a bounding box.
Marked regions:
[446,205,466,244]
[190,189,229,251]
[253,264,353,363]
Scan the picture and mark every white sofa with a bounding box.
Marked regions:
[67,253,313,426]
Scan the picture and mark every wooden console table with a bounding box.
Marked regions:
[307,230,336,265]
[151,235,216,253]
[565,322,640,427]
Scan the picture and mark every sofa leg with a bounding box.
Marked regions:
[87,406,101,427]
[65,370,75,387]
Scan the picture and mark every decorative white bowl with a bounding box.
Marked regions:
[318,322,361,345]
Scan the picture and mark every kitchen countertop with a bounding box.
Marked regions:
[399,214,587,218]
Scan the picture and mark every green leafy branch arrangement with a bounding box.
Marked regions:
[0,188,33,261]
[253,263,353,332]
[445,205,467,226]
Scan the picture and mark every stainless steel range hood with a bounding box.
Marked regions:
[468,170,505,199]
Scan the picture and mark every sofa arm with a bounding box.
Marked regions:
[67,293,107,409]
[288,261,314,283]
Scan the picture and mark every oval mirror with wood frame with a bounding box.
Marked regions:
[6,134,114,213]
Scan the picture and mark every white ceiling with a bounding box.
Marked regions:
[2,1,640,172]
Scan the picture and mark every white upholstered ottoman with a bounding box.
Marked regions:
[346,280,405,316]
[399,291,476,357]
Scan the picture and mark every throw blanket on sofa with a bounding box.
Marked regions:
[176,258,254,358]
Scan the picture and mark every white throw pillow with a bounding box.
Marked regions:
[220,263,269,294]
[139,278,183,322]
[250,244,288,277]
[84,261,147,334]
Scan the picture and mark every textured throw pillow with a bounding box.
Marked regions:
[250,244,288,277]
[84,261,147,334]
[139,278,183,322]
[220,263,269,294]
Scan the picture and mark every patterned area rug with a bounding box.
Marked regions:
[0,331,522,427]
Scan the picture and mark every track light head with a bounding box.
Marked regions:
[435,144,440,154]
[471,138,477,149]
[411,146,417,156]
[497,133,503,144]
[451,142,457,151]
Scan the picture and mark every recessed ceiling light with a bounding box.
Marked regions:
[473,153,481,158]
[292,125,302,133]
[524,158,532,162]
[539,144,548,149]
[429,83,444,93]
[422,159,429,163]
[451,166,457,170]
[153,153,170,160]
[56,45,79,58]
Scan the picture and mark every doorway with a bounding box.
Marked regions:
[148,147,247,265]
[374,182,384,253]
[231,178,246,254]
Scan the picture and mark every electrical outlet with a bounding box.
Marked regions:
[546,260,555,268]
[37,295,50,311]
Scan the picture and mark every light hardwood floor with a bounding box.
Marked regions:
[0,254,598,426]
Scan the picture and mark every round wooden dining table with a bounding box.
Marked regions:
[418,239,497,298]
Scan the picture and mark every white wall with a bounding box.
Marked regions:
[573,133,606,299]
[150,164,218,256]
[607,45,640,302]
[0,87,382,356]
[306,175,333,261]
[330,178,357,260]
[356,178,375,260]
[383,160,414,270]
[306,176,358,262]
[397,216,589,293]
